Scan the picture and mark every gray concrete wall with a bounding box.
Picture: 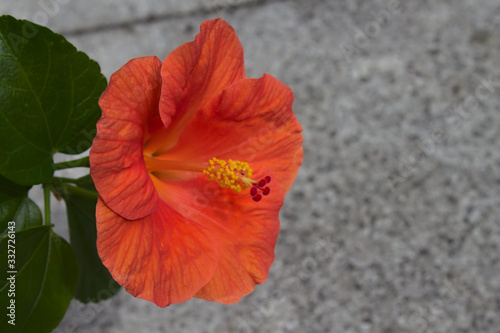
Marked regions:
[2,0,499,332]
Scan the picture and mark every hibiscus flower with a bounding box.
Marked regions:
[89,18,303,307]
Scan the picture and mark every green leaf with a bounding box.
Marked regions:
[62,183,120,303]
[0,226,78,333]
[0,15,106,185]
[0,175,42,237]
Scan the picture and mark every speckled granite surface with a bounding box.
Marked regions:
[2,0,499,332]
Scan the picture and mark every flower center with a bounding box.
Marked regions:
[202,158,272,202]
[144,155,272,202]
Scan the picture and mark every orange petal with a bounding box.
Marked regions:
[146,19,246,155]
[90,56,162,220]
[163,74,303,195]
[96,197,219,307]
[152,174,283,303]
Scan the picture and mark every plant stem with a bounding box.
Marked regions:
[54,177,79,183]
[43,184,51,226]
[54,156,90,170]
[54,175,93,184]
[63,183,98,200]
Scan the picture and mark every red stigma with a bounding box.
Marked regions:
[250,175,272,202]
[252,193,262,202]
[250,186,258,197]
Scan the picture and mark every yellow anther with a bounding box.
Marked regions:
[203,157,254,193]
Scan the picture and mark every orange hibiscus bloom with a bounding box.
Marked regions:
[89,18,303,307]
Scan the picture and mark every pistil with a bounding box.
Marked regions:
[144,155,272,202]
